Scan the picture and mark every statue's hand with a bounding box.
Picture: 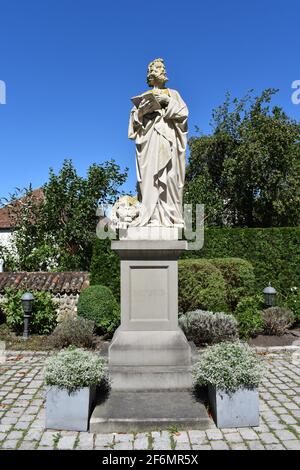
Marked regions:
[155,94,170,107]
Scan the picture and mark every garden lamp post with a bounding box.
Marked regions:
[21,293,34,340]
[263,283,277,308]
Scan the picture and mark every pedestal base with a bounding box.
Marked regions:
[90,390,211,433]
[109,329,192,390]
[109,239,191,391]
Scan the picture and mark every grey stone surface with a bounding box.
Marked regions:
[45,385,96,432]
[209,385,259,428]
[90,390,210,433]
[109,240,191,391]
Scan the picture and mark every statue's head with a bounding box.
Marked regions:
[147,58,168,87]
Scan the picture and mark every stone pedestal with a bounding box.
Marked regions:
[108,239,192,390]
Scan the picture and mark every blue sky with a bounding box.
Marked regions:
[0,0,299,201]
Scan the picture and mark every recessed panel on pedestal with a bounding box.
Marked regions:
[129,266,168,321]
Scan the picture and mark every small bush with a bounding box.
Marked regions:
[178,260,228,313]
[281,287,300,321]
[209,258,255,311]
[179,310,238,345]
[44,347,105,392]
[77,285,120,336]
[3,288,57,335]
[192,342,264,393]
[49,317,95,348]
[262,307,294,336]
[234,295,264,339]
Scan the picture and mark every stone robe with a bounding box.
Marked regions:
[128,88,188,227]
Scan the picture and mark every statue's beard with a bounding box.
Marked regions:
[149,72,168,85]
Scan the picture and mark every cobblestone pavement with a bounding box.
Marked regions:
[0,350,299,450]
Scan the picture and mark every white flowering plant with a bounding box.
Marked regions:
[192,342,264,393]
[44,347,105,393]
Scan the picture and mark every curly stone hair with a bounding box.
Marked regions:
[146,58,168,87]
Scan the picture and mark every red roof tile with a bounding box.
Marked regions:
[0,272,89,294]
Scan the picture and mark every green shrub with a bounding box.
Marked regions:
[44,347,105,392]
[49,317,95,348]
[209,258,255,311]
[281,287,300,321]
[192,342,264,392]
[178,259,227,313]
[90,239,120,299]
[179,310,238,345]
[77,285,120,335]
[181,227,300,294]
[234,295,264,339]
[262,307,294,336]
[3,288,57,334]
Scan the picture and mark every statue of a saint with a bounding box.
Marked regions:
[128,58,188,227]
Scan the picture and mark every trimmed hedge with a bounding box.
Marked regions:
[178,259,228,313]
[77,285,120,336]
[181,227,300,293]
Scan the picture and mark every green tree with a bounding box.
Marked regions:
[186,89,300,227]
[3,159,127,271]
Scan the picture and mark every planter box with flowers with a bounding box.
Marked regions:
[193,342,264,428]
[44,347,105,431]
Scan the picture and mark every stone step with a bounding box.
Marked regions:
[89,389,211,433]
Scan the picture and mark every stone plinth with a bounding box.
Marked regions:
[108,239,192,390]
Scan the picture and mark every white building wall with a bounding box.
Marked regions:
[0,230,13,249]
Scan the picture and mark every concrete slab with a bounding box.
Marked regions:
[90,389,211,433]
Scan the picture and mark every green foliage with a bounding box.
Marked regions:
[209,258,255,311]
[234,295,264,339]
[2,288,57,334]
[77,285,120,335]
[90,238,120,299]
[178,259,228,313]
[49,317,95,348]
[193,342,264,392]
[281,287,300,321]
[261,307,294,336]
[179,310,238,346]
[44,347,105,392]
[186,89,300,227]
[182,227,300,294]
[2,159,127,271]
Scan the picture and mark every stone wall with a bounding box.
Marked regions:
[0,292,79,322]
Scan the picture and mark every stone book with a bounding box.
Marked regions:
[131,91,161,110]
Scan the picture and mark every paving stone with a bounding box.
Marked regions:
[188,430,206,445]
[134,433,149,450]
[57,435,76,450]
[19,441,37,450]
[210,440,229,450]
[206,429,223,440]
[274,430,297,441]
[246,440,266,450]
[224,432,243,443]
[279,414,297,424]
[192,444,211,450]
[76,432,94,450]
[230,443,248,450]
[284,440,300,450]
[265,444,286,450]
[7,430,23,440]
[24,429,43,441]
[238,429,259,440]
[94,433,114,448]
[39,431,60,447]
[114,441,134,450]
[259,432,280,444]
[1,440,18,449]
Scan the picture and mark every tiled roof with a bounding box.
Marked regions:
[0,188,44,229]
[0,272,89,294]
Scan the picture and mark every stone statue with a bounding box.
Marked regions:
[128,58,188,227]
